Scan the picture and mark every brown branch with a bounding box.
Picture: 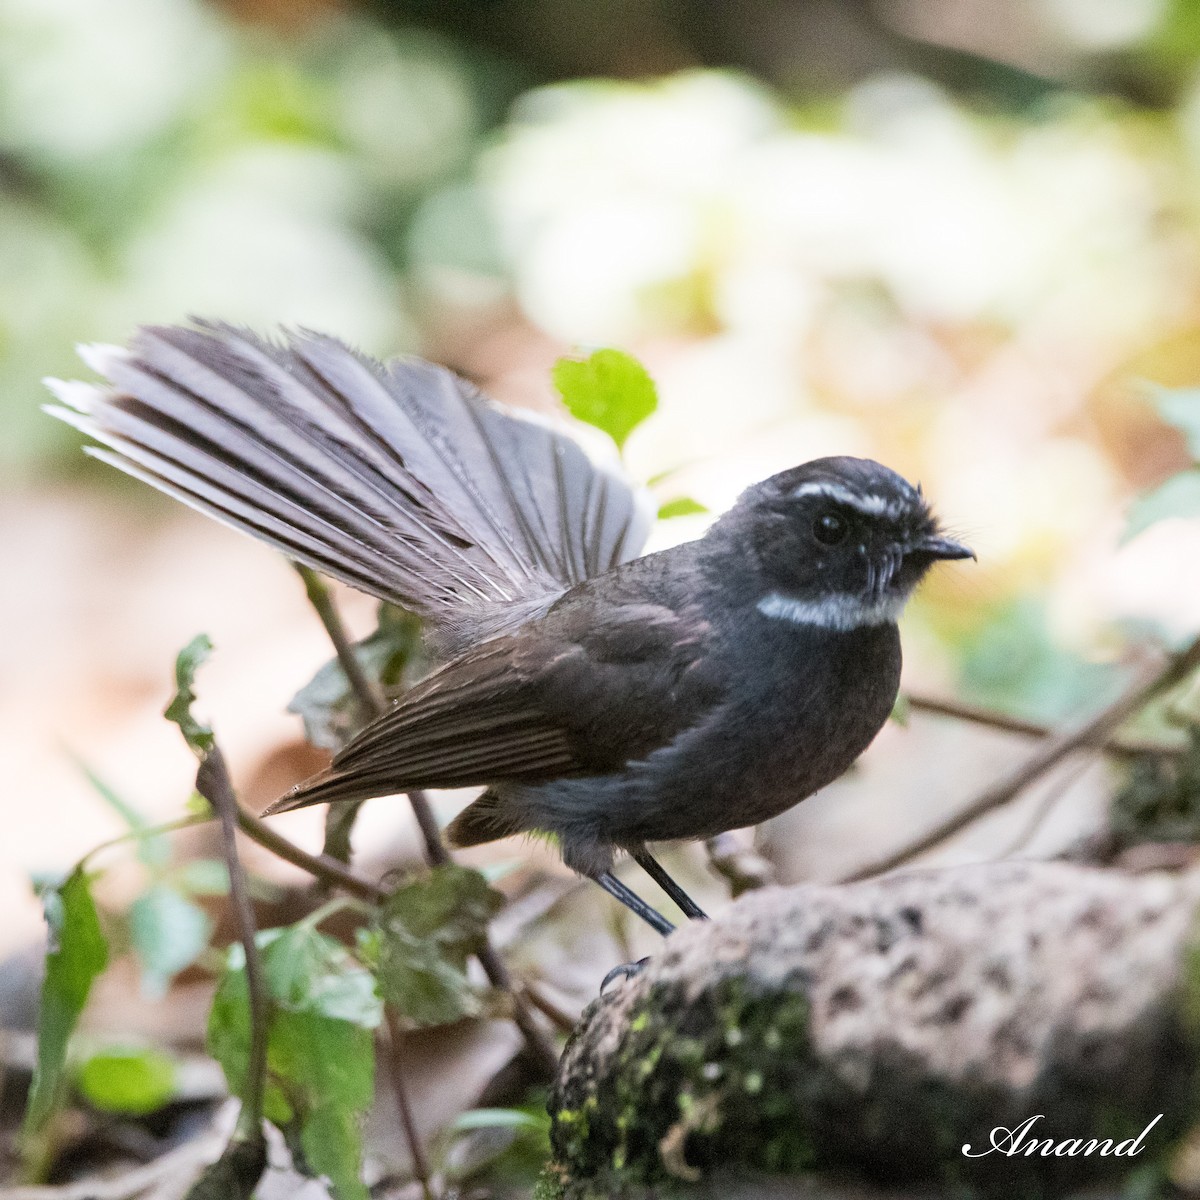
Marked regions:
[195,748,269,1143]
[905,691,1171,757]
[841,634,1200,884]
[520,979,579,1036]
[236,808,385,904]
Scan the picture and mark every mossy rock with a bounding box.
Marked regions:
[547,866,1200,1197]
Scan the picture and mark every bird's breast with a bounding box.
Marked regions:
[614,619,902,843]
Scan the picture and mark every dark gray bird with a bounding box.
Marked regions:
[46,322,972,934]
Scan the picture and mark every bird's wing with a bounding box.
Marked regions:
[265,599,720,813]
[45,323,653,631]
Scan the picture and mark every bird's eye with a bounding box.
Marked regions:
[813,511,847,545]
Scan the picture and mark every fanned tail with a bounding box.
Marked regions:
[45,321,653,635]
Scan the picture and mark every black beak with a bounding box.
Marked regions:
[912,534,975,562]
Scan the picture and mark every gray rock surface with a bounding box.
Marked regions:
[545,862,1200,1198]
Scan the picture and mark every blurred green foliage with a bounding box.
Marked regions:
[1112,727,1200,847]
[76,1046,178,1117]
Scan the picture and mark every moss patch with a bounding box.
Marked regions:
[550,975,816,1187]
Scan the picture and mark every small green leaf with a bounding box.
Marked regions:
[129,883,213,997]
[657,496,709,520]
[164,634,215,757]
[24,868,110,1134]
[76,1046,177,1115]
[553,348,657,450]
[260,926,382,1026]
[1153,386,1200,460]
[1125,470,1200,542]
[373,865,503,1028]
[889,692,911,727]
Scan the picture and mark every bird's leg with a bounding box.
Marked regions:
[596,871,676,936]
[631,848,708,920]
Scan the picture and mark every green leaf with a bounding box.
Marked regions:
[164,634,215,757]
[656,496,708,520]
[76,1046,177,1115]
[296,1076,372,1200]
[289,604,427,754]
[1153,386,1200,460]
[889,692,911,727]
[260,926,383,1026]
[552,348,657,451]
[24,868,110,1134]
[208,927,378,1200]
[373,865,503,1028]
[1125,470,1200,541]
[129,883,213,997]
[452,1107,550,1133]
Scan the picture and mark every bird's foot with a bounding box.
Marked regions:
[601,957,650,993]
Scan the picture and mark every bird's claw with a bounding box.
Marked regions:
[601,957,650,993]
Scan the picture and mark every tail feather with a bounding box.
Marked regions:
[46,322,653,630]
[444,789,523,848]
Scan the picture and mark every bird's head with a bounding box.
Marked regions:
[708,456,973,632]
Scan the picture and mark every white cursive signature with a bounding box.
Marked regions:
[962,1114,1162,1158]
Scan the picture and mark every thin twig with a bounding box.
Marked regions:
[519,979,578,1035]
[80,813,209,868]
[294,569,560,1067]
[992,755,1095,860]
[842,634,1200,884]
[196,748,269,1141]
[905,691,1171,758]
[295,564,385,713]
[476,942,560,1076]
[383,1009,436,1200]
[236,808,385,904]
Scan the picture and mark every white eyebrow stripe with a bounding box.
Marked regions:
[756,590,907,631]
[790,481,908,519]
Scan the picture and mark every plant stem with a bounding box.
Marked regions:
[383,1009,436,1200]
[842,635,1200,884]
[296,564,385,714]
[195,747,268,1141]
[520,979,578,1035]
[905,691,1170,757]
[236,808,385,904]
[80,814,208,868]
